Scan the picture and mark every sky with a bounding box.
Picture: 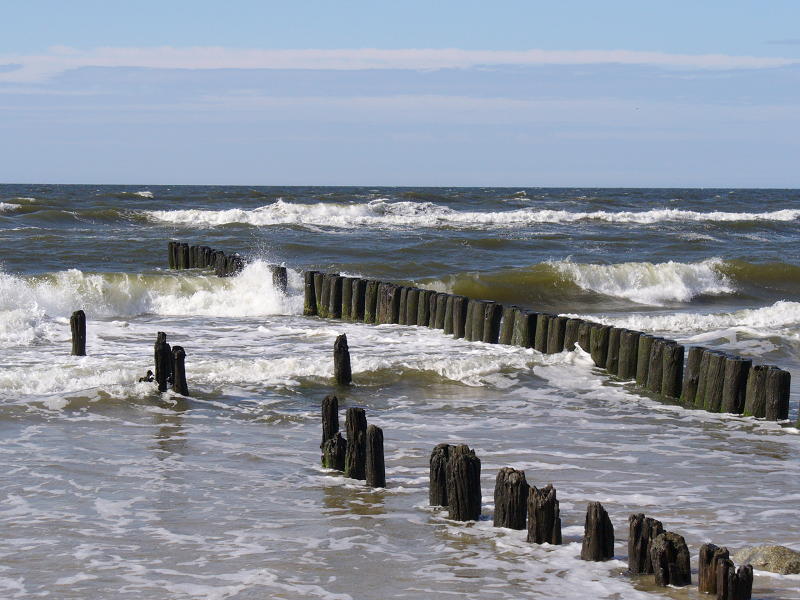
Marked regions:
[1,0,799,187]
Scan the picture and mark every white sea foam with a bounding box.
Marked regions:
[145,199,800,229]
[0,202,21,212]
[134,190,153,198]
[551,258,733,304]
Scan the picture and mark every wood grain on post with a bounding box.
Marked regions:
[341,277,353,320]
[319,274,333,318]
[321,433,347,470]
[511,308,536,348]
[721,356,752,414]
[563,318,582,352]
[661,341,684,399]
[344,407,367,480]
[635,334,654,386]
[168,241,176,269]
[333,334,352,386]
[482,302,503,344]
[650,531,691,587]
[416,290,432,329]
[680,346,705,404]
[451,295,468,339]
[698,543,729,594]
[304,271,318,316]
[628,514,663,575]
[617,329,640,380]
[364,280,380,324]
[313,272,324,315]
[498,305,517,345]
[321,394,339,445]
[271,265,288,294]
[547,316,568,354]
[171,345,189,396]
[743,364,769,417]
[429,443,453,506]
[589,325,611,368]
[398,287,409,326]
[442,295,455,335]
[703,351,727,412]
[577,321,593,353]
[646,338,666,393]
[405,288,419,326]
[350,278,366,321]
[493,467,529,530]
[605,327,621,374]
[580,501,614,561]
[765,367,791,421]
[432,293,447,329]
[445,445,481,521]
[534,313,551,353]
[526,484,562,545]
[327,275,343,319]
[70,310,86,356]
[154,331,172,393]
[365,425,386,488]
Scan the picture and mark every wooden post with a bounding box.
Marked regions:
[717,561,753,600]
[433,293,448,329]
[650,531,691,587]
[168,241,176,269]
[171,345,189,396]
[416,290,432,329]
[364,280,380,323]
[703,351,727,412]
[526,484,562,544]
[563,318,582,352]
[429,443,453,506]
[341,277,353,320]
[321,394,339,445]
[646,338,666,393]
[445,444,481,521]
[303,271,318,316]
[405,288,419,325]
[351,278,366,321]
[425,292,437,327]
[511,308,535,348]
[365,425,385,488]
[765,367,790,420]
[698,543,729,594]
[319,274,333,318]
[451,295,468,339]
[482,302,503,344]
[154,332,172,393]
[70,310,86,356]
[498,305,517,345]
[680,346,705,404]
[377,283,401,324]
[635,334,654,386]
[534,313,551,353]
[546,316,568,354]
[661,342,684,399]
[313,272,325,315]
[271,265,288,294]
[605,327,621,373]
[628,514,663,574]
[180,243,190,270]
[589,325,611,368]
[333,334,352,386]
[617,329,640,380]
[721,356,752,413]
[580,501,614,561]
[443,295,455,335]
[463,300,478,341]
[577,321,593,353]
[344,407,367,480]
[493,467,529,530]
[743,364,769,417]
[327,275,343,319]
[321,394,347,470]
[398,287,409,326]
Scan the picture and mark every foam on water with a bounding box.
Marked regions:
[145,199,800,229]
[0,202,21,212]
[134,190,154,198]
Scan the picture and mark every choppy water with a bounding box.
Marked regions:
[0,185,799,599]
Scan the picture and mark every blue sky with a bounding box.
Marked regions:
[1,1,799,186]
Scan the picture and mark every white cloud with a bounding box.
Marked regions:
[0,46,797,83]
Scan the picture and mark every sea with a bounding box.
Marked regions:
[0,185,798,599]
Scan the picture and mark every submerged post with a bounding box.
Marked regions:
[429,443,453,507]
[628,514,663,574]
[527,484,562,545]
[154,332,172,393]
[445,444,481,521]
[344,407,367,480]
[493,467,529,530]
[650,531,691,587]
[171,345,189,396]
[321,394,346,470]
[303,271,318,316]
[698,543,729,594]
[70,310,86,356]
[333,334,352,386]
[580,501,614,561]
[365,424,386,488]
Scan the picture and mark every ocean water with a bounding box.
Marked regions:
[0,185,798,599]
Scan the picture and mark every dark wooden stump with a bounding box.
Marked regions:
[698,542,729,594]
[180,243,190,270]
[661,341,684,399]
[617,329,640,380]
[442,295,455,334]
[416,290,432,328]
[628,514,663,574]
[350,278,366,321]
[434,293,448,329]
[446,445,481,521]
[313,272,324,315]
[721,356,752,413]
[451,295,468,339]
[171,345,189,396]
[321,394,339,445]
[577,321,593,353]
[154,331,172,393]
[694,348,713,408]
[344,407,367,480]
[493,467,529,530]
[327,275,343,319]
[605,327,621,373]
[168,241,177,269]
[364,280,380,323]
[650,531,691,587]
[427,292,439,327]
[467,300,487,341]
[511,308,536,348]
[589,325,611,368]
[365,424,385,488]
[405,288,419,326]
[341,277,353,320]
[319,274,333,318]
[743,364,769,417]
[429,443,453,506]
[303,271,318,316]
[271,265,288,294]
[765,367,790,421]
[482,302,503,344]
[526,484,562,544]
[498,305,517,345]
[580,501,614,561]
[563,318,582,352]
[547,316,568,354]
[703,351,727,412]
[321,433,347,470]
[398,287,409,326]
[680,346,706,404]
[534,313,551,353]
[333,334,352,386]
[377,283,401,324]
[635,334,654,386]
[646,338,666,393]
[721,562,753,600]
[70,310,86,356]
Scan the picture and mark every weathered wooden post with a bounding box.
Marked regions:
[628,514,663,574]
[703,351,727,412]
[341,277,353,320]
[364,280,380,323]
[493,467,529,530]
[511,308,536,348]
[333,334,352,386]
[534,313,551,353]
[526,484,562,544]
[416,290,433,328]
[498,306,517,345]
[589,325,611,368]
[635,334,654,386]
[377,283,401,324]
[321,394,347,470]
[765,367,790,421]
[680,346,705,404]
[70,310,86,356]
[344,407,367,480]
[180,243,190,270]
[442,295,455,335]
[321,394,339,444]
[698,543,729,594]
[605,327,621,373]
[563,318,582,352]
[405,288,420,326]
[429,443,453,506]
[365,425,386,488]
[313,272,325,315]
[482,302,503,344]
[168,241,177,269]
[171,346,189,396]
[463,300,478,341]
[742,364,769,417]
[271,265,288,293]
[721,356,752,413]
[577,321,593,353]
[304,271,318,316]
[580,502,614,561]
[327,275,343,319]
[649,531,691,587]
[646,338,666,393]
[319,274,334,318]
[451,295,468,339]
[546,316,568,354]
[617,329,640,380]
[433,294,448,329]
[398,287,409,325]
[445,444,481,521]
[351,278,366,321]
[716,559,753,600]
[661,341,684,399]
[154,332,172,393]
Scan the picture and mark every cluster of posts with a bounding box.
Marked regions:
[320,394,385,488]
[301,269,793,423]
[430,445,753,599]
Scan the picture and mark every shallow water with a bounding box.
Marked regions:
[0,185,798,598]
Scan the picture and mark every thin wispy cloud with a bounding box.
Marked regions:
[1,46,798,83]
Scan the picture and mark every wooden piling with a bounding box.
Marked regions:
[498,306,517,345]
[628,514,663,575]
[171,345,189,396]
[526,484,562,545]
[635,334,654,386]
[180,243,190,270]
[377,283,401,325]
[416,290,433,329]
[717,560,753,600]
[604,327,621,374]
[563,318,582,352]
[451,296,468,339]
[546,316,568,354]
[313,272,325,316]
[534,313,551,353]
[765,367,790,420]
[429,443,453,506]
[577,321,593,353]
[154,332,172,393]
[463,300,479,341]
[168,242,176,269]
[398,287,409,326]
[445,445,481,521]
[365,425,386,488]
[589,325,611,368]
[482,302,503,344]
[617,329,640,380]
[661,341,684,399]
[271,265,288,294]
[303,271,318,316]
[321,394,339,445]
[351,278,366,321]
[327,275,343,319]
[698,543,729,594]
[427,292,438,327]
[443,295,455,335]
[321,433,347,470]
[680,346,705,404]
[344,407,367,480]
[364,280,380,323]
[649,531,691,587]
[405,288,420,326]
[70,310,86,356]
[646,338,666,393]
[493,467,529,530]
[511,308,536,348]
[743,364,769,417]
[319,274,334,318]
[721,356,752,414]
[333,334,352,386]
[434,294,448,329]
[341,277,353,320]
[703,351,727,412]
[580,501,614,561]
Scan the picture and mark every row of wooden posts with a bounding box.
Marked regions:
[302,269,793,423]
